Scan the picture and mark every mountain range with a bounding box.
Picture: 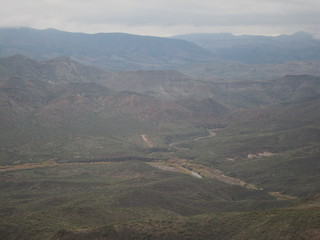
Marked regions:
[0,28,319,240]
[173,31,320,64]
[0,28,213,71]
[1,28,320,72]
[1,54,319,187]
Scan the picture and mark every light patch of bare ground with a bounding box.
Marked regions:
[140,134,155,148]
[147,162,181,172]
[247,151,274,159]
[225,157,236,162]
[224,151,274,163]
[268,192,299,201]
[148,158,260,189]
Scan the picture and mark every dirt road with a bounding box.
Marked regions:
[140,134,155,148]
[169,128,220,148]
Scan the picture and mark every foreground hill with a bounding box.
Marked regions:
[52,203,320,240]
[0,28,213,71]
[0,161,292,240]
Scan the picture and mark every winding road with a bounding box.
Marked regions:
[169,128,220,148]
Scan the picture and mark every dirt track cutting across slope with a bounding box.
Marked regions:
[169,129,220,148]
[147,158,256,188]
[140,134,155,148]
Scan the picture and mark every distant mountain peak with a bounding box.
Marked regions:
[291,31,314,39]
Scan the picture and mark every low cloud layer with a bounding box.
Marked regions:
[0,0,319,36]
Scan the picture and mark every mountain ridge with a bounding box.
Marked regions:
[0,27,214,71]
[173,31,320,64]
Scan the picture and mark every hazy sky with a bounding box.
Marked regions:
[1,0,319,37]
